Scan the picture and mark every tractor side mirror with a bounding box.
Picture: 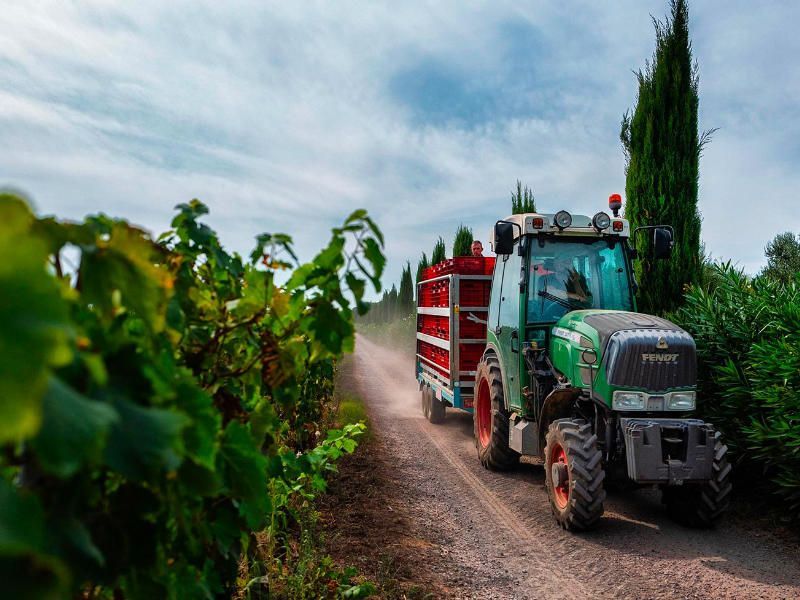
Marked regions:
[493,221,516,255]
[653,227,674,260]
[632,225,675,261]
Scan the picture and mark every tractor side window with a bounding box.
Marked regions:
[488,255,505,330]
[498,248,520,328]
[598,245,628,309]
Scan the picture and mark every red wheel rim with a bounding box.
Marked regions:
[476,377,491,447]
[550,443,570,510]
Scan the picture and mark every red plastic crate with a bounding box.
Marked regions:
[417,278,450,307]
[422,257,496,280]
[417,340,450,371]
[451,257,485,274]
[458,312,486,339]
[458,280,491,306]
[417,314,449,339]
[458,343,483,372]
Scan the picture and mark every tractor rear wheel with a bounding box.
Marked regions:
[662,430,732,527]
[544,419,606,531]
[473,357,519,470]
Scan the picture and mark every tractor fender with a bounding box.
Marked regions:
[538,387,582,447]
[481,343,509,411]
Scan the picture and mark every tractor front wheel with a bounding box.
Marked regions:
[473,357,519,470]
[544,419,606,531]
[662,430,732,527]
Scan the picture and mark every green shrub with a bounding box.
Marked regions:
[675,263,800,513]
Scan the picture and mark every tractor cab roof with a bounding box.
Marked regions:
[495,212,630,244]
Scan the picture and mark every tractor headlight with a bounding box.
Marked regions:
[592,211,611,231]
[612,391,645,410]
[667,391,696,410]
[554,210,572,229]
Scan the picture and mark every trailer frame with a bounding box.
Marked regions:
[415,272,492,413]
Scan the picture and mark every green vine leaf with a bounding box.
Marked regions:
[30,378,118,478]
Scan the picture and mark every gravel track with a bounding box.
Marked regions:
[351,334,800,599]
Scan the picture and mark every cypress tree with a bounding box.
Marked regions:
[398,262,414,313]
[620,0,712,314]
[375,291,389,323]
[452,224,474,257]
[416,253,429,283]
[431,237,446,265]
[387,284,399,321]
[511,180,536,214]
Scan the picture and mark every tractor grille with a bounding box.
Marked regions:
[603,329,696,392]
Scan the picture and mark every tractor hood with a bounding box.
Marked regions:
[550,310,697,396]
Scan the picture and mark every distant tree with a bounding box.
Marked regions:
[387,284,399,321]
[620,0,712,314]
[398,262,414,313]
[452,224,474,257]
[367,291,387,324]
[511,180,536,214]
[416,252,429,283]
[431,237,446,265]
[761,232,800,284]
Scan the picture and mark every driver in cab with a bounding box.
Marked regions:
[533,258,592,310]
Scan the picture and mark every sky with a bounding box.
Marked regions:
[1,1,798,297]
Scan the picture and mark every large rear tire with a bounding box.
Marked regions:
[473,357,519,470]
[662,430,732,527]
[544,419,606,531]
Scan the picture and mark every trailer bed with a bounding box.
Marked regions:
[416,257,495,412]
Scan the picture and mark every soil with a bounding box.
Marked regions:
[322,334,800,599]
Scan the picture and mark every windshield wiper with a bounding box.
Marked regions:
[537,290,581,310]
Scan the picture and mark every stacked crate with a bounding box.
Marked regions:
[416,257,495,406]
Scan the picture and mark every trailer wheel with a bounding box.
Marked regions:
[662,430,732,527]
[473,357,519,470]
[428,389,445,424]
[544,419,606,531]
[422,385,444,424]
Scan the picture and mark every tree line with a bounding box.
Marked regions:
[359,181,537,325]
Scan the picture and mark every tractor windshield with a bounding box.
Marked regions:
[527,237,633,322]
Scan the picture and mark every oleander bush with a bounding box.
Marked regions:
[0,192,384,598]
[675,263,800,514]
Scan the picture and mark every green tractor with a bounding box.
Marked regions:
[473,198,731,531]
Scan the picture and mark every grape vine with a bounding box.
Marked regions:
[0,193,384,598]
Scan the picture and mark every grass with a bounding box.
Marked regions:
[236,364,378,599]
[336,392,371,441]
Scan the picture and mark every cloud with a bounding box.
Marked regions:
[0,0,798,294]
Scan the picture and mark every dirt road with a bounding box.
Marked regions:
[347,334,800,599]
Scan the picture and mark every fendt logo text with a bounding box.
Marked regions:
[641,353,679,363]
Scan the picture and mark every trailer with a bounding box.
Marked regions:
[416,256,495,422]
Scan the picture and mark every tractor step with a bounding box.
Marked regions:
[508,415,540,455]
